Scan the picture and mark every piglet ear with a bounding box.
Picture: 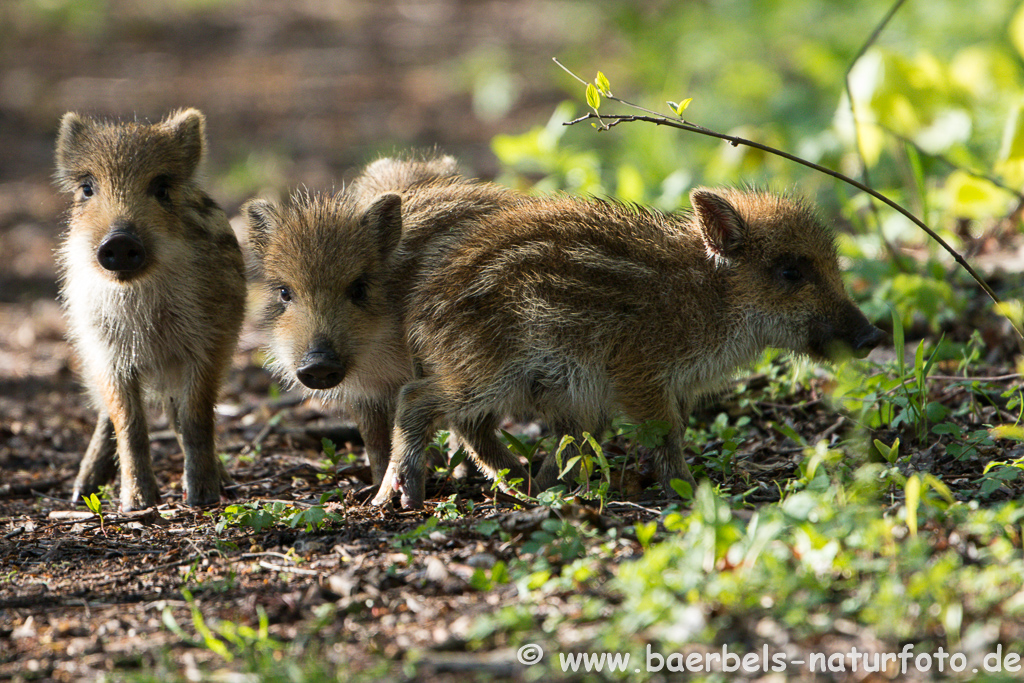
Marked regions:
[54,112,93,191]
[690,188,746,259]
[161,108,206,177]
[241,198,280,259]
[362,193,403,259]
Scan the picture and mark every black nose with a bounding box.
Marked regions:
[852,325,886,358]
[296,348,346,390]
[97,231,147,273]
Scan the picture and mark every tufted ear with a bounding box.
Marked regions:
[54,112,94,191]
[161,108,206,177]
[361,193,403,259]
[241,198,281,260]
[690,188,746,260]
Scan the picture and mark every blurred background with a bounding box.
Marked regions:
[2,0,1023,381]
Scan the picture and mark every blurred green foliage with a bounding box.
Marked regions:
[505,482,1024,680]
[505,0,1022,206]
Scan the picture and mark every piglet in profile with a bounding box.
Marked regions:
[375,188,885,508]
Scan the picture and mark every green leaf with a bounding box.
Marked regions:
[1010,5,1024,72]
[931,422,961,437]
[500,429,535,459]
[925,401,950,423]
[553,434,576,469]
[583,432,604,461]
[913,340,926,386]
[559,454,582,479]
[991,424,1024,442]
[920,336,943,380]
[994,300,1024,331]
[874,437,900,465]
[304,506,327,530]
[667,98,692,116]
[889,304,906,375]
[586,83,601,111]
[904,141,928,221]
[449,446,468,469]
[905,475,921,538]
[669,478,694,500]
[772,421,807,447]
[475,519,501,537]
[595,71,611,96]
[162,606,188,641]
[922,474,955,505]
[635,420,671,449]
[491,560,509,585]
[635,520,657,550]
[321,437,336,459]
[469,567,491,591]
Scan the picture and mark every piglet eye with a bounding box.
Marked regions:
[347,277,369,305]
[781,267,803,283]
[279,286,292,303]
[150,175,173,203]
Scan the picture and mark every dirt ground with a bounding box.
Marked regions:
[2,2,1024,682]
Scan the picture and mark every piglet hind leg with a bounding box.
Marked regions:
[652,422,698,499]
[72,412,119,504]
[372,377,444,509]
[619,386,697,500]
[170,378,229,508]
[449,416,537,499]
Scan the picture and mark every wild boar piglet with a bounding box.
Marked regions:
[374,188,885,508]
[55,109,246,511]
[242,156,518,486]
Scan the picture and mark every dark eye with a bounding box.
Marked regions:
[79,180,94,199]
[149,176,173,204]
[278,286,292,303]
[347,278,369,305]
[781,266,803,283]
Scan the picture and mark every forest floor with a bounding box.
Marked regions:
[2,285,1023,681]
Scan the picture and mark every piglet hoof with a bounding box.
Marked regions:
[120,487,159,514]
[370,474,399,507]
[183,478,222,508]
[370,487,393,507]
[398,481,424,510]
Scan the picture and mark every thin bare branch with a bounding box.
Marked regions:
[565,112,1004,303]
[554,58,709,129]
[843,0,909,269]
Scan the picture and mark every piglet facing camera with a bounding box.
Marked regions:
[241,155,518,488]
[55,109,246,511]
